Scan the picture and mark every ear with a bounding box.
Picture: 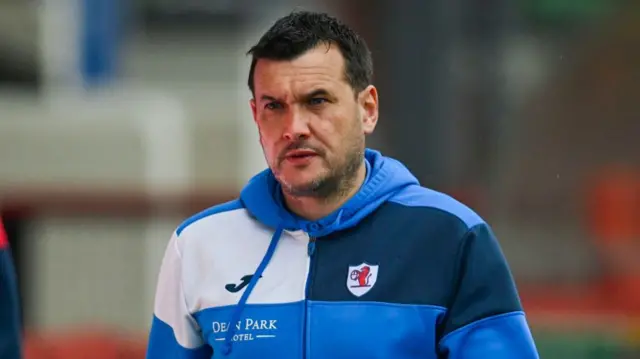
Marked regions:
[250,98,258,122]
[359,85,379,135]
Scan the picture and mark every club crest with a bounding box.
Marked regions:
[346,262,379,297]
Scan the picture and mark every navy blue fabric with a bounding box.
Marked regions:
[146,316,213,359]
[0,221,21,359]
[437,223,524,338]
[307,203,474,307]
[304,188,534,357]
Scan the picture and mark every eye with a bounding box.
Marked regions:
[308,97,328,106]
[265,102,283,110]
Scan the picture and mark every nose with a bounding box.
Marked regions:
[282,109,310,141]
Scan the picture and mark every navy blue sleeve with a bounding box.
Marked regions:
[0,221,22,359]
[437,223,539,358]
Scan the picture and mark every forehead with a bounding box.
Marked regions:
[253,44,348,97]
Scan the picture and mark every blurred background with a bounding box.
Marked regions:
[0,0,638,358]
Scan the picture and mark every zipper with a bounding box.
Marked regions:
[303,236,316,359]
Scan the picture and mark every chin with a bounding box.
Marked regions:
[283,182,323,197]
[279,173,324,195]
[281,175,318,189]
[280,165,323,181]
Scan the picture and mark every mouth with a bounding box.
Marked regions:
[283,149,319,163]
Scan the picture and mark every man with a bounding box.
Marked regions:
[146,11,539,359]
[0,218,22,359]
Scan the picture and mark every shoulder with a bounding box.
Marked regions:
[387,185,485,230]
[175,198,246,237]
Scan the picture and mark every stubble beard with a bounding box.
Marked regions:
[279,137,364,202]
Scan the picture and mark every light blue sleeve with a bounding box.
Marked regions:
[439,311,538,358]
[146,233,212,359]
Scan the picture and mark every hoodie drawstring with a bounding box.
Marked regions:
[220,226,284,356]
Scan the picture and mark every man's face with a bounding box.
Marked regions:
[250,44,378,198]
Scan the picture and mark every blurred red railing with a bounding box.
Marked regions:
[23,328,147,359]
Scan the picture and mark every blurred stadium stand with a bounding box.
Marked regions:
[0,0,638,358]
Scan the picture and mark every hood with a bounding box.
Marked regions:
[240,148,419,237]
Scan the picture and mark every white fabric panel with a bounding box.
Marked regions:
[178,208,310,312]
[153,233,206,349]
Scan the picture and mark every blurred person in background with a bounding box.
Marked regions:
[146,11,539,359]
[0,218,22,359]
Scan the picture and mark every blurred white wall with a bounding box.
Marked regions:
[0,0,332,332]
[0,10,269,332]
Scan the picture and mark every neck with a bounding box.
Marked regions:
[283,162,367,222]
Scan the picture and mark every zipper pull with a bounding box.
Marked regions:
[307,237,316,256]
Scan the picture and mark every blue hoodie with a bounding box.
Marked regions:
[146,148,539,358]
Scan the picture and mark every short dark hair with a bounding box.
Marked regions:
[246,11,373,95]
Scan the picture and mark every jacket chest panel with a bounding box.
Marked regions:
[182,226,311,312]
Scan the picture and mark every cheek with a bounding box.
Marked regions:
[259,136,277,156]
[257,126,274,152]
[257,121,278,143]
[317,111,344,135]
[322,113,358,143]
[258,116,285,139]
[259,137,283,167]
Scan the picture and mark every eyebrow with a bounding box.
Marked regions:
[260,94,279,102]
[303,89,331,99]
[259,89,332,103]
